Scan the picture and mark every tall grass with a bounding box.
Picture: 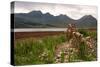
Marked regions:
[14,30,97,65]
[78,29,97,61]
[78,29,97,38]
[78,41,97,61]
[14,34,67,65]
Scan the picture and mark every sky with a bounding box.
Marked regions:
[12,1,98,20]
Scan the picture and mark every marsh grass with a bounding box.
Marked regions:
[14,30,97,65]
[14,34,67,65]
[78,29,97,38]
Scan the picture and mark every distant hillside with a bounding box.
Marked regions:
[12,11,97,28]
[76,15,97,28]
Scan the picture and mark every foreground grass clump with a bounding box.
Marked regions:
[14,34,67,65]
[78,41,97,61]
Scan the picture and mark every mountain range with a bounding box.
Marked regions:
[12,11,97,28]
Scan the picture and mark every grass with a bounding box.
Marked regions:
[14,34,67,65]
[78,29,97,61]
[78,29,97,38]
[78,41,97,61]
[14,30,97,65]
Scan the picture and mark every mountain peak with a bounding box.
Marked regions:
[83,15,95,19]
[86,15,96,19]
[45,12,51,15]
[29,11,42,15]
[59,14,67,16]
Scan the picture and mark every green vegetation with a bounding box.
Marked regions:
[78,29,97,38]
[14,30,97,65]
[78,41,97,61]
[15,34,67,65]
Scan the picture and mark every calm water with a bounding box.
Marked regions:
[13,28,67,32]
